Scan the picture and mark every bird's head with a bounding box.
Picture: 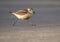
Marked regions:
[27,8,33,13]
[27,8,35,14]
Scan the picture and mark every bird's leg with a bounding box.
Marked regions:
[12,19,18,26]
[27,20,36,26]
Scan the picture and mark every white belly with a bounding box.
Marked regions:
[12,13,32,20]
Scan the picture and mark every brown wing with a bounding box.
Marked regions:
[15,10,28,15]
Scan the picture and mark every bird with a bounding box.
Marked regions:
[9,8,35,26]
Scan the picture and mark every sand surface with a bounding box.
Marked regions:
[0,25,60,42]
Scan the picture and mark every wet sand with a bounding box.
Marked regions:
[0,25,60,42]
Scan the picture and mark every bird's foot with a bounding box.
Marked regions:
[31,24,36,26]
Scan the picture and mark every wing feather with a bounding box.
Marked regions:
[15,10,28,15]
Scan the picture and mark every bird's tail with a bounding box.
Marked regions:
[9,11,13,13]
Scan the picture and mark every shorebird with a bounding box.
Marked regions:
[9,8,35,26]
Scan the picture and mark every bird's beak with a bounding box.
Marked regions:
[33,11,35,14]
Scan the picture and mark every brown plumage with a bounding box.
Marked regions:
[15,9,28,15]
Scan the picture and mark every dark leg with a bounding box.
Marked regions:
[26,20,36,26]
[12,19,18,26]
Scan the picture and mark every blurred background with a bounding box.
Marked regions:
[0,0,60,42]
